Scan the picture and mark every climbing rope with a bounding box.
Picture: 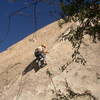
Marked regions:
[30,1,38,42]
[15,75,24,100]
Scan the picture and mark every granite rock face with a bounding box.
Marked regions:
[0,21,100,100]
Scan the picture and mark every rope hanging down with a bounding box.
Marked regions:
[30,1,38,42]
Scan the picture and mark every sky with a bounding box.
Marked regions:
[0,0,61,52]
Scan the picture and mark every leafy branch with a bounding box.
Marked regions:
[58,0,100,65]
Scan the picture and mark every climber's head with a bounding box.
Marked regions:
[41,44,46,48]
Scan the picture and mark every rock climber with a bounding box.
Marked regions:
[34,44,48,67]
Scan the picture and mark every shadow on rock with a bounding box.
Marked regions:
[22,59,40,75]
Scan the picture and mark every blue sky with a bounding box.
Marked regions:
[0,0,60,52]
